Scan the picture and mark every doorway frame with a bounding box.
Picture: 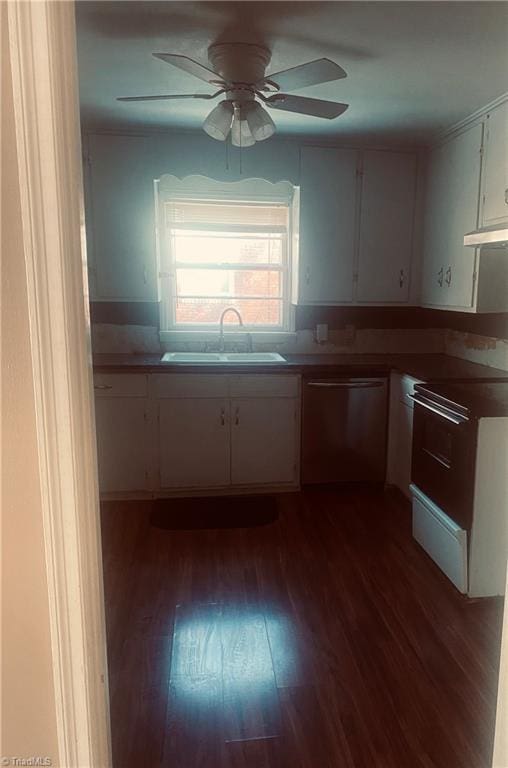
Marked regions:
[7,1,111,765]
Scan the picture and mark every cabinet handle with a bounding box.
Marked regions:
[234,407,239,426]
[504,188,508,205]
[437,267,444,287]
[399,268,405,288]
[94,384,113,390]
[220,407,225,426]
[305,266,311,285]
[445,266,452,286]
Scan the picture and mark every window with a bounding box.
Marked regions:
[156,178,296,335]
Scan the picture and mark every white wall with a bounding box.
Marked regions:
[1,6,60,762]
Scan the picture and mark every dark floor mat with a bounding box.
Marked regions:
[150,495,278,530]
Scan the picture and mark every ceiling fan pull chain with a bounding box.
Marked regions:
[225,136,229,171]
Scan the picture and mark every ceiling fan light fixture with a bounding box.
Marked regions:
[120,49,349,145]
[244,102,276,141]
[231,106,256,147]
[202,100,234,141]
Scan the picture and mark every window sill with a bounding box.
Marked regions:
[159,330,297,344]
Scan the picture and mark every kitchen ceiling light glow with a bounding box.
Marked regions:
[203,100,276,146]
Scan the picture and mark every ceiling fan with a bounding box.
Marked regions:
[117,42,349,147]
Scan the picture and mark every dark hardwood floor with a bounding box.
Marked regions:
[101,486,504,768]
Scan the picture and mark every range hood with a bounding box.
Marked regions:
[464,225,508,247]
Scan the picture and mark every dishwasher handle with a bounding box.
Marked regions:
[306,381,384,389]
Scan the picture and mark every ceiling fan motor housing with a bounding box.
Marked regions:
[208,43,271,88]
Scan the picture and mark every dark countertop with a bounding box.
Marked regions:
[92,352,508,381]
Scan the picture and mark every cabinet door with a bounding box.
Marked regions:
[159,399,230,488]
[94,397,149,492]
[482,102,508,227]
[231,398,298,486]
[299,146,357,304]
[357,151,416,302]
[421,124,482,309]
[421,146,446,306]
[87,135,156,300]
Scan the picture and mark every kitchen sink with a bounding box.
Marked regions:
[223,353,286,363]
[161,352,223,363]
[161,352,286,364]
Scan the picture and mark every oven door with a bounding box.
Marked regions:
[411,395,477,531]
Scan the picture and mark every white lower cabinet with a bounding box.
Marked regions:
[159,398,230,488]
[387,373,422,498]
[157,375,300,492]
[94,396,150,493]
[231,398,298,486]
[95,373,300,496]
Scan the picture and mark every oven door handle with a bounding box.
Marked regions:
[408,393,468,425]
[306,381,384,389]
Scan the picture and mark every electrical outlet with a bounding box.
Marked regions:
[315,323,328,344]
[344,324,356,345]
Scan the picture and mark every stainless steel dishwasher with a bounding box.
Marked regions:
[302,377,388,483]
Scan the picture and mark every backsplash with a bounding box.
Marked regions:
[91,322,444,356]
[90,304,508,371]
[444,330,508,371]
[92,323,161,353]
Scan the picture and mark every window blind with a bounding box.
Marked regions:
[165,200,288,231]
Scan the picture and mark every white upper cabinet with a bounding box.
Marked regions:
[85,135,158,302]
[481,101,508,227]
[356,151,416,303]
[298,146,358,304]
[421,115,508,313]
[421,123,483,310]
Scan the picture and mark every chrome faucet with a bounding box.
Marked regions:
[218,307,254,352]
[218,307,243,352]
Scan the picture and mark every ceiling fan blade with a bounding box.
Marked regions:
[262,58,347,92]
[117,90,223,102]
[265,94,349,119]
[153,53,223,85]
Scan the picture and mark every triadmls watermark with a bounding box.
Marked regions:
[1,759,52,767]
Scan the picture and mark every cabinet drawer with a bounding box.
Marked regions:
[228,374,300,398]
[93,373,148,397]
[153,373,229,399]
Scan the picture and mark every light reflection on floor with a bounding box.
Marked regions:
[169,602,297,700]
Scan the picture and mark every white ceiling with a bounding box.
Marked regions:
[76,1,508,145]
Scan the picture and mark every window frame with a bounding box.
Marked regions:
[155,177,296,338]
